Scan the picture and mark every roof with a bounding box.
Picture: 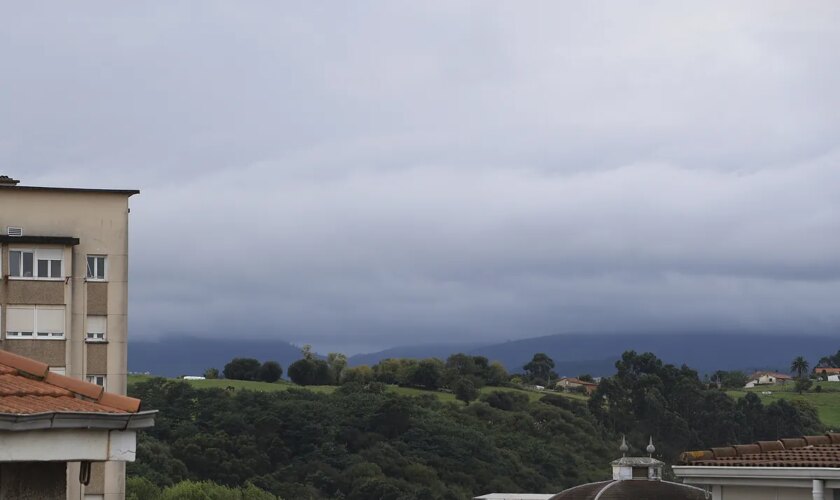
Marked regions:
[549,480,708,500]
[0,184,139,196]
[814,367,840,374]
[679,433,840,467]
[0,350,154,431]
[557,377,597,386]
[749,371,792,379]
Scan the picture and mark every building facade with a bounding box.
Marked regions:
[0,176,138,500]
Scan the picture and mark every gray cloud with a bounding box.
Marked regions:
[2,1,838,353]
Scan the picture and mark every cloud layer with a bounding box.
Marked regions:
[2,1,839,352]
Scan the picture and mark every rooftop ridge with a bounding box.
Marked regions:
[679,433,840,466]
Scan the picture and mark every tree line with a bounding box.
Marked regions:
[128,350,825,499]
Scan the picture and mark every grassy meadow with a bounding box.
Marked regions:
[127,374,583,403]
[727,381,840,429]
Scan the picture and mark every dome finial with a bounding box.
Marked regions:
[619,435,629,457]
[646,436,656,457]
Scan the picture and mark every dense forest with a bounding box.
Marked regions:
[127,351,823,499]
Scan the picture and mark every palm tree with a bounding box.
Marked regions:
[790,356,809,379]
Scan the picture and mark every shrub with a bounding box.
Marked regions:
[126,476,161,500]
[223,358,261,381]
[257,361,283,383]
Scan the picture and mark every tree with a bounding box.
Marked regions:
[523,353,555,384]
[203,368,219,380]
[791,356,810,379]
[340,365,375,385]
[223,358,261,381]
[287,358,332,386]
[257,361,283,383]
[453,378,479,406]
[485,362,509,386]
[578,374,594,383]
[300,344,315,360]
[795,378,813,395]
[408,359,444,389]
[327,353,348,384]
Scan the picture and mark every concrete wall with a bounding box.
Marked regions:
[720,485,813,500]
[0,462,66,500]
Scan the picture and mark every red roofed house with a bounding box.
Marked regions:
[555,377,598,395]
[0,349,154,499]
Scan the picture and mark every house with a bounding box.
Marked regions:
[0,349,155,499]
[674,433,840,499]
[814,367,840,379]
[0,175,139,498]
[555,377,598,394]
[743,371,792,388]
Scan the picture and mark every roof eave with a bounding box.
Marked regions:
[0,185,140,196]
[0,410,157,432]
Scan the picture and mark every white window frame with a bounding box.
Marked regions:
[49,367,66,376]
[5,305,65,340]
[86,375,106,389]
[86,255,107,282]
[86,315,107,343]
[8,248,64,281]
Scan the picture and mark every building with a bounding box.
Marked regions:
[744,371,792,388]
[674,433,840,499]
[814,367,840,378]
[555,377,598,395]
[477,438,709,500]
[0,349,154,499]
[0,175,139,499]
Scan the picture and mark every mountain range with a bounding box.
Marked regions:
[129,332,838,378]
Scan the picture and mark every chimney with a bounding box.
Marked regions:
[0,175,20,186]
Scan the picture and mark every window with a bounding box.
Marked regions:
[86,315,107,342]
[49,367,66,376]
[86,255,106,281]
[86,375,106,389]
[5,306,65,339]
[9,248,62,279]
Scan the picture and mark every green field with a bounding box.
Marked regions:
[128,375,583,403]
[727,382,840,429]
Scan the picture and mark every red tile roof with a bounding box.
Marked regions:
[679,433,840,467]
[0,350,141,414]
[814,367,840,374]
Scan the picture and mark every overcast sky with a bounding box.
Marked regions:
[2,2,839,354]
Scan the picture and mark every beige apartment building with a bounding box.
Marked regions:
[0,175,138,500]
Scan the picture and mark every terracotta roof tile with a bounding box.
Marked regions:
[680,434,840,467]
[0,349,142,415]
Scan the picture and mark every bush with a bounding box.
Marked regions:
[257,361,283,383]
[481,390,529,411]
[454,378,479,405]
[126,476,161,500]
[203,368,220,380]
[341,365,375,385]
[223,358,261,381]
[155,480,280,500]
[287,358,332,385]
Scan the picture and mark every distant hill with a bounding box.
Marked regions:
[350,332,840,377]
[129,336,308,377]
[131,332,838,379]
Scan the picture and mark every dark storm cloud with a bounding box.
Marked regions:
[2,1,838,353]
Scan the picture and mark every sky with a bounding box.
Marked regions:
[1,1,839,354]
